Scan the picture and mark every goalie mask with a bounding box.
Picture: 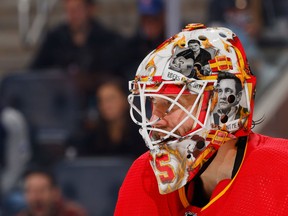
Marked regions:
[128,23,256,194]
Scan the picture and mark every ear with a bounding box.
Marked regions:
[236,91,242,103]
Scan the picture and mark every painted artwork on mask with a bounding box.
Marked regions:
[210,72,249,132]
[129,23,257,194]
[168,38,214,79]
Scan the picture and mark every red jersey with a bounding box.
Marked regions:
[115,133,288,215]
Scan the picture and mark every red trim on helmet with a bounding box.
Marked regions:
[227,36,250,73]
[234,76,257,137]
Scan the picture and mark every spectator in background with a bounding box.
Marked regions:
[126,0,166,80]
[30,0,124,75]
[16,168,87,216]
[207,0,264,79]
[29,0,128,118]
[68,76,146,158]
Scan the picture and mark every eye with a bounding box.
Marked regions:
[166,100,172,106]
[163,100,172,111]
[225,88,233,94]
[149,97,156,104]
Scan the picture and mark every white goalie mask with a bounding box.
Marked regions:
[128,23,256,194]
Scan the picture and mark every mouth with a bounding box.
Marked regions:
[219,101,228,105]
[150,128,168,140]
[159,137,176,144]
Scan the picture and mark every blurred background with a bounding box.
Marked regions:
[0,0,287,215]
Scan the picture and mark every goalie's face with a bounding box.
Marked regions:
[129,86,206,194]
[128,80,204,151]
[150,94,197,141]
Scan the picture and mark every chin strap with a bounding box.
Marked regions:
[186,130,236,183]
[206,130,237,145]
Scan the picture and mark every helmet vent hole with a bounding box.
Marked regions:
[219,32,227,38]
[198,35,207,41]
[228,95,236,103]
[220,115,228,123]
[196,141,205,150]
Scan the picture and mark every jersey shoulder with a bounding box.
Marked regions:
[244,133,288,180]
[115,152,182,215]
[248,133,288,159]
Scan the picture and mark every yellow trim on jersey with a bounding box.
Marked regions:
[201,139,248,211]
[178,186,190,208]
[178,138,248,210]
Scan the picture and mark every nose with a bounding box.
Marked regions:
[219,91,227,100]
[149,97,170,127]
[149,114,168,127]
[150,114,160,123]
[149,114,168,140]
